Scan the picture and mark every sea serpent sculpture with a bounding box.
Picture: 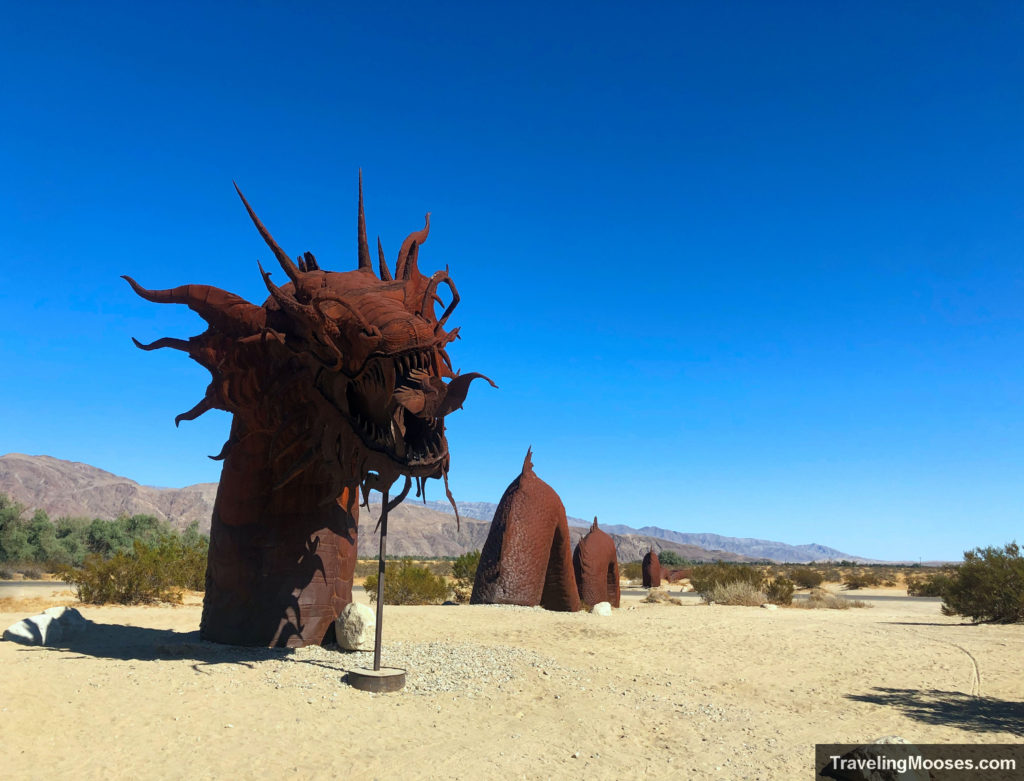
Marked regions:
[573,518,620,608]
[471,449,580,611]
[125,175,495,647]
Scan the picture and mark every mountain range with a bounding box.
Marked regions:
[0,453,871,562]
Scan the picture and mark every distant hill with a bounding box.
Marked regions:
[0,454,867,562]
[423,501,873,564]
[0,453,218,533]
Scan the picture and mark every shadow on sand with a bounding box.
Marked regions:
[23,620,295,668]
[845,687,1024,736]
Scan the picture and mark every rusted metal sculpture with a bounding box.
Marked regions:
[470,450,580,612]
[126,174,494,647]
[572,517,620,608]
[642,547,662,588]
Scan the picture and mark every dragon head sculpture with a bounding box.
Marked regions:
[125,174,494,646]
[125,173,494,510]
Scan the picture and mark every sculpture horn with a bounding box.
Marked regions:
[233,182,303,288]
[396,213,430,279]
[377,236,393,281]
[357,170,373,272]
[122,276,264,337]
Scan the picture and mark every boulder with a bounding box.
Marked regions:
[4,614,64,646]
[591,602,612,616]
[43,606,89,632]
[335,602,376,651]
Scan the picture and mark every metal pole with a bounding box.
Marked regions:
[373,497,388,672]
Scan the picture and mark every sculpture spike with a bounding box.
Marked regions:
[174,394,215,427]
[377,236,393,281]
[131,336,191,353]
[233,182,303,288]
[357,170,373,272]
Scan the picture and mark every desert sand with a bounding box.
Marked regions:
[1,585,1022,780]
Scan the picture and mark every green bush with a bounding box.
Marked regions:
[0,494,193,569]
[365,560,450,605]
[842,570,881,590]
[691,563,764,601]
[451,550,480,602]
[56,530,208,605]
[788,567,824,589]
[940,542,1024,624]
[907,571,955,597]
[657,550,691,567]
[764,577,795,605]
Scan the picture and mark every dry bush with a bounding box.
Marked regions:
[764,577,795,605]
[56,533,207,605]
[795,589,871,610]
[788,567,824,589]
[842,570,881,590]
[642,588,682,605]
[365,560,449,605]
[706,581,767,606]
[450,550,480,602]
[691,562,764,600]
[621,561,642,581]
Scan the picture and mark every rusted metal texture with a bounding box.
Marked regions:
[572,518,620,608]
[126,174,494,647]
[470,450,581,612]
[642,547,662,588]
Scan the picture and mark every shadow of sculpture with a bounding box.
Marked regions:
[845,687,1024,736]
[19,621,292,666]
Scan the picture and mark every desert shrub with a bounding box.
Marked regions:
[706,580,766,606]
[621,561,642,580]
[940,542,1024,624]
[821,568,842,582]
[56,530,208,605]
[642,588,682,605]
[425,560,453,577]
[795,590,870,610]
[842,570,881,590]
[0,564,12,579]
[19,564,44,579]
[354,560,379,578]
[450,550,480,602]
[365,560,449,605]
[764,577,795,605]
[788,567,824,589]
[907,571,955,597]
[690,563,764,600]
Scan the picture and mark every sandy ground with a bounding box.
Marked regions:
[1,585,1022,780]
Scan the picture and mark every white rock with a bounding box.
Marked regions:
[591,602,612,616]
[760,603,778,610]
[43,606,89,634]
[3,614,64,646]
[336,602,376,651]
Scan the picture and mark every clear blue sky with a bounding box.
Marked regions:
[2,2,1022,561]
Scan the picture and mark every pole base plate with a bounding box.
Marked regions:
[348,666,407,693]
